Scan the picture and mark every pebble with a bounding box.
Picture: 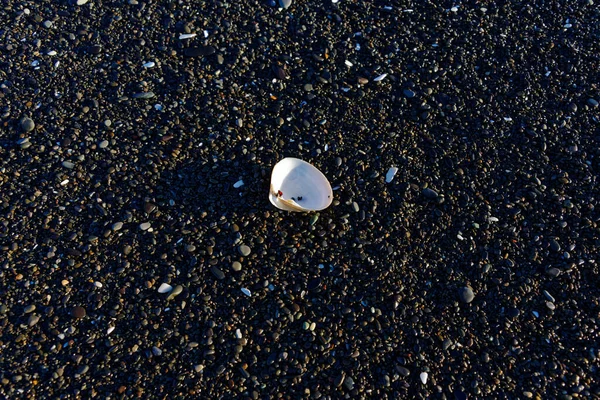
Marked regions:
[423,188,439,199]
[132,92,155,99]
[62,161,75,169]
[28,314,40,327]
[211,266,225,280]
[238,244,251,256]
[386,167,398,183]
[111,222,123,231]
[403,89,416,98]
[24,304,36,314]
[549,239,561,252]
[98,140,109,149]
[76,0,89,5]
[278,0,292,8]
[233,180,244,188]
[139,222,151,231]
[231,261,242,271]
[157,283,173,294]
[458,287,475,303]
[20,117,35,132]
[71,306,86,319]
[588,98,599,107]
[420,372,428,384]
[241,288,251,297]
[167,285,183,300]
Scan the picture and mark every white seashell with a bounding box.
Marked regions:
[269,158,333,212]
[420,372,428,384]
[386,167,398,183]
[373,73,388,82]
[158,283,173,293]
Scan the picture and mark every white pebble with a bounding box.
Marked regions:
[47,50,57,56]
[241,288,252,297]
[94,281,103,288]
[386,167,398,183]
[450,6,458,12]
[345,60,354,67]
[420,372,428,384]
[60,179,69,186]
[233,180,244,188]
[143,61,155,68]
[179,33,197,40]
[107,326,115,335]
[373,73,388,82]
[158,283,173,294]
[76,0,89,5]
[235,329,243,339]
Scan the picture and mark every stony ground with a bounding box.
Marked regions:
[1,0,599,398]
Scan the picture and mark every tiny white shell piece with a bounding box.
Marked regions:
[158,283,173,293]
[386,167,398,183]
[234,180,244,188]
[420,372,428,384]
[373,73,388,82]
[269,158,333,212]
[179,33,197,40]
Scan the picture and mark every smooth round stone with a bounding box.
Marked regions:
[588,98,599,107]
[24,304,36,313]
[168,285,183,300]
[303,83,313,92]
[279,0,292,8]
[549,239,561,252]
[547,267,561,277]
[72,306,86,318]
[139,222,151,231]
[211,266,225,280]
[158,283,173,293]
[98,140,109,149]
[76,0,89,5]
[423,188,439,199]
[111,222,123,231]
[232,261,242,271]
[20,117,35,132]
[238,245,251,256]
[28,314,40,327]
[396,366,410,377]
[458,287,475,303]
[403,89,415,98]
[62,161,75,169]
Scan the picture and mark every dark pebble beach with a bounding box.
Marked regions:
[1,0,600,398]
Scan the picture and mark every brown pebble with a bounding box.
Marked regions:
[72,306,86,318]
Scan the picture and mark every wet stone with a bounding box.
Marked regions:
[549,239,561,252]
[28,314,40,327]
[232,261,242,271]
[403,89,415,98]
[279,0,292,8]
[24,304,36,313]
[111,222,123,231]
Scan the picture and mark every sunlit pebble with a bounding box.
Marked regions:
[332,0,339,3]
[143,61,155,68]
[345,60,353,67]
[60,179,69,186]
[46,50,57,56]
[158,283,173,293]
[154,104,163,111]
[373,73,387,82]
[386,167,398,183]
[420,372,428,384]
[204,30,209,38]
[179,33,197,40]
[241,288,252,297]
[107,326,115,335]
[451,6,458,12]
[94,281,103,288]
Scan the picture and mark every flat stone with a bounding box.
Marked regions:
[111,222,123,231]
[132,92,155,99]
[28,314,40,327]
[423,188,439,199]
[157,283,173,293]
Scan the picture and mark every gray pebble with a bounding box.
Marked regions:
[549,239,561,252]
[111,222,123,231]
[396,365,410,377]
[139,222,151,231]
[588,98,598,107]
[238,244,251,256]
[98,140,109,149]
[458,286,475,303]
[352,202,359,212]
[24,304,36,313]
[279,0,292,8]
[232,261,242,271]
[423,188,439,199]
[211,266,225,280]
[20,117,35,132]
[62,161,75,169]
[28,314,40,327]
[132,92,155,99]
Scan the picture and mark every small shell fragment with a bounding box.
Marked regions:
[386,167,398,183]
